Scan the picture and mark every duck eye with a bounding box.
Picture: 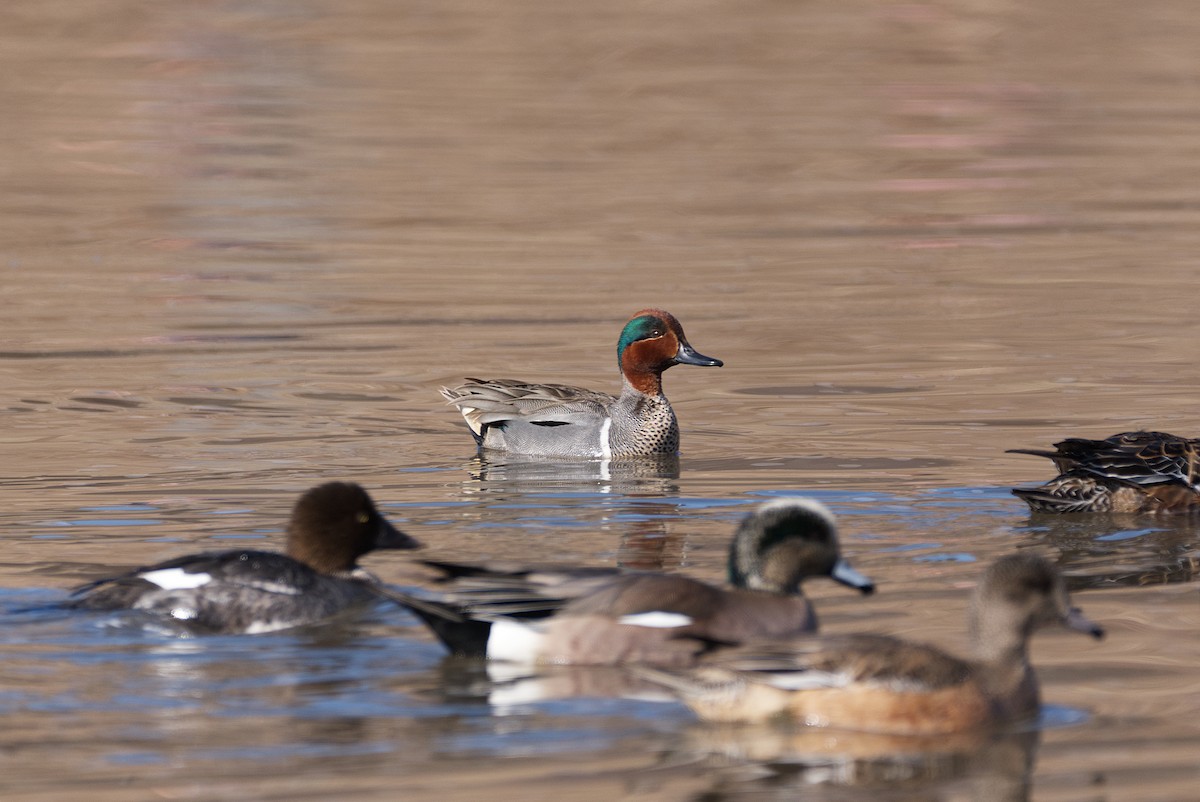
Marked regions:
[356,511,370,524]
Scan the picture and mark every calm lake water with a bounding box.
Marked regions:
[2,0,1198,799]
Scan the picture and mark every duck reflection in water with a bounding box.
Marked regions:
[659,723,1040,802]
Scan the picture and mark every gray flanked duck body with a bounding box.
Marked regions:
[441,309,722,458]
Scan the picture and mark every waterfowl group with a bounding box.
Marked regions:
[59,308,1121,738]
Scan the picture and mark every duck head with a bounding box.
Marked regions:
[616,309,722,394]
[727,498,875,595]
[970,552,1104,662]
[286,482,420,574]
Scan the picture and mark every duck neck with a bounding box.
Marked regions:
[970,608,1038,715]
[621,366,664,397]
[972,629,1028,667]
[969,605,1030,667]
[287,531,357,575]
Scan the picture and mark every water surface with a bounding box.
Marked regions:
[2,1,1198,800]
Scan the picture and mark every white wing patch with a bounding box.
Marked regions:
[618,611,693,629]
[598,418,612,459]
[140,567,213,590]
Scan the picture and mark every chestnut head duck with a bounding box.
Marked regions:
[440,309,722,458]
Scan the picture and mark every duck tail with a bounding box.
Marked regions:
[376,587,493,657]
[1005,448,1061,461]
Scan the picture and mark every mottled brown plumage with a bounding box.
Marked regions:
[1009,431,1200,513]
[638,553,1104,734]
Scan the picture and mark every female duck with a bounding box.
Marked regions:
[441,308,722,458]
[69,482,420,634]
[640,553,1104,734]
[1009,430,1200,513]
[393,498,875,666]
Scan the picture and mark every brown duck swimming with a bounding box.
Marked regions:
[1009,430,1200,513]
[637,553,1104,734]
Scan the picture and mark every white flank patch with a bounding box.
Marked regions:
[141,568,212,590]
[485,618,545,663]
[763,669,850,691]
[598,418,612,459]
[618,611,693,629]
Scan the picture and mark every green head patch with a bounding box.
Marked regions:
[617,313,666,368]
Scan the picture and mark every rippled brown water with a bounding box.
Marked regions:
[2,1,1198,800]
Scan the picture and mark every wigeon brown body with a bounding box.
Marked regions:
[1009,431,1200,513]
[390,498,874,665]
[640,553,1104,734]
[440,309,722,458]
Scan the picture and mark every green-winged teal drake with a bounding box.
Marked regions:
[440,309,722,458]
[388,498,874,666]
[637,553,1104,733]
[1009,430,1200,513]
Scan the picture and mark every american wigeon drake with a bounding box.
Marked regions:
[1009,430,1200,513]
[637,553,1104,734]
[390,498,875,666]
[68,482,420,634]
[440,309,722,458]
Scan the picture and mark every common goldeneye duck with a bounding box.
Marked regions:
[68,482,420,634]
